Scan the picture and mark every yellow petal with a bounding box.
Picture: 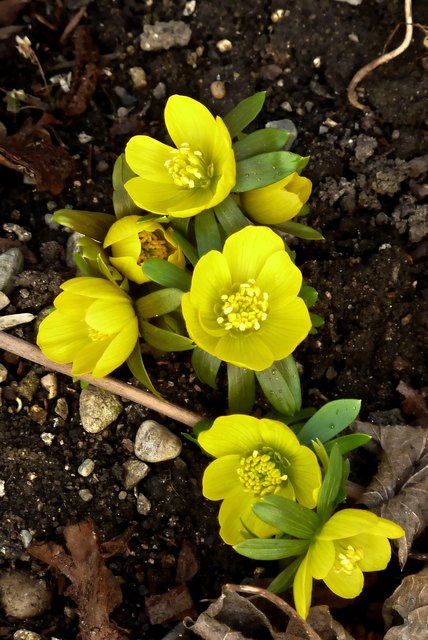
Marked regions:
[72,339,110,376]
[258,297,312,361]
[319,509,379,540]
[350,533,392,571]
[286,445,321,508]
[109,256,148,284]
[307,538,335,579]
[198,414,265,457]
[181,293,221,355]
[37,313,89,363]
[62,277,128,300]
[223,226,285,284]
[91,319,139,377]
[125,176,215,217]
[258,419,300,456]
[241,173,312,224]
[214,331,274,370]
[373,517,405,539]
[256,251,303,300]
[202,455,241,500]
[125,135,173,180]
[218,490,276,545]
[323,564,364,599]
[293,553,313,620]
[85,298,135,334]
[165,95,218,151]
[188,250,232,312]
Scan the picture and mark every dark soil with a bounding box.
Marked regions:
[0,0,427,638]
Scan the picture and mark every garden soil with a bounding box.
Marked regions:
[0,0,427,638]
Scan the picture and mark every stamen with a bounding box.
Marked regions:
[165,142,213,189]
[335,545,364,575]
[236,447,288,497]
[137,230,171,264]
[216,279,269,332]
[88,327,109,342]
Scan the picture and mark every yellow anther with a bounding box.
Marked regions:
[137,230,171,264]
[164,142,214,189]
[216,279,269,332]
[236,447,288,497]
[335,545,364,575]
[88,328,110,342]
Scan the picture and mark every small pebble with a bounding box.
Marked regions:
[129,66,147,90]
[0,363,7,383]
[152,82,166,100]
[216,39,232,53]
[210,80,226,99]
[182,0,196,16]
[30,405,47,425]
[0,571,51,619]
[55,397,68,421]
[134,420,182,463]
[0,480,5,497]
[79,387,122,434]
[118,491,127,500]
[15,369,39,403]
[78,459,95,477]
[78,489,93,502]
[13,631,42,640]
[40,432,54,446]
[140,21,192,52]
[266,119,297,150]
[123,459,150,490]
[0,248,24,295]
[40,373,57,399]
[136,493,151,515]
[20,530,33,548]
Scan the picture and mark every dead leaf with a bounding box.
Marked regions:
[28,520,128,640]
[62,25,99,116]
[383,566,428,639]
[0,118,75,194]
[397,381,428,428]
[145,583,195,626]
[352,421,428,567]
[175,540,200,583]
[307,606,356,640]
[184,585,323,640]
[0,0,28,26]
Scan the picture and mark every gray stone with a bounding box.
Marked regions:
[136,493,151,515]
[0,571,51,618]
[0,248,24,295]
[266,119,298,150]
[140,21,191,52]
[123,459,150,489]
[134,420,182,463]
[78,489,93,502]
[79,387,122,433]
[77,459,95,477]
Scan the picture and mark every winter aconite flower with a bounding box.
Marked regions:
[124,95,236,217]
[103,215,185,284]
[293,509,404,619]
[199,415,322,545]
[37,277,139,377]
[240,172,312,225]
[181,226,311,371]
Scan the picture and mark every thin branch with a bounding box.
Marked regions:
[347,0,413,110]
[0,331,204,427]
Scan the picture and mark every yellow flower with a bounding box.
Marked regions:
[124,95,236,218]
[199,415,322,545]
[181,226,311,371]
[103,215,185,284]
[37,277,139,377]
[293,509,405,619]
[240,172,312,225]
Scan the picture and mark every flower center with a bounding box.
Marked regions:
[335,544,364,575]
[216,279,269,332]
[137,230,170,264]
[236,447,288,498]
[88,327,110,342]
[164,142,214,189]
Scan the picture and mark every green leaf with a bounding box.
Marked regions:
[140,320,195,352]
[316,444,344,522]
[112,154,141,218]
[324,433,371,456]
[136,288,183,319]
[195,209,223,256]
[234,152,309,192]
[275,356,302,412]
[169,229,199,267]
[73,252,99,277]
[234,537,309,561]
[275,221,324,240]
[233,129,289,162]
[191,347,221,389]
[269,556,303,594]
[297,399,362,445]
[299,285,318,308]
[227,364,255,413]
[223,92,266,138]
[254,495,320,539]
[309,312,324,330]
[193,418,214,439]
[126,343,161,397]
[256,359,300,416]
[214,195,250,236]
[52,209,115,242]
[142,258,192,291]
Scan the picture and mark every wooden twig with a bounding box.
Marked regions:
[0,331,204,427]
[347,0,414,110]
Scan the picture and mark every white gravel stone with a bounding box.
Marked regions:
[79,387,122,433]
[134,420,182,463]
[40,432,55,446]
[216,39,232,53]
[129,66,147,90]
[0,480,5,497]
[140,21,191,52]
[123,459,150,489]
[0,248,24,295]
[0,571,51,618]
[40,373,58,399]
[78,489,93,502]
[77,459,95,477]
[20,530,33,548]
[13,630,43,640]
[0,363,7,383]
[136,493,151,515]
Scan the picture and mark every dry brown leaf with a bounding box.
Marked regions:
[28,519,128,640]
[61,25,99,116]
[383,566,428,639]
[397,381,428,428]
[307,606,356,640]
[0,118,75,194]
[352,421,428,567]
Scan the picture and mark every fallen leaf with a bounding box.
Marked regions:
[383,566,428,640]
[352,421,428,567]
[175,540,200,583]
[0,118,75,194]
[61,25,99,116]
[307,606,356,640]
[397,381,428,428]
[145,583,195,626]
[28,520,128,640]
